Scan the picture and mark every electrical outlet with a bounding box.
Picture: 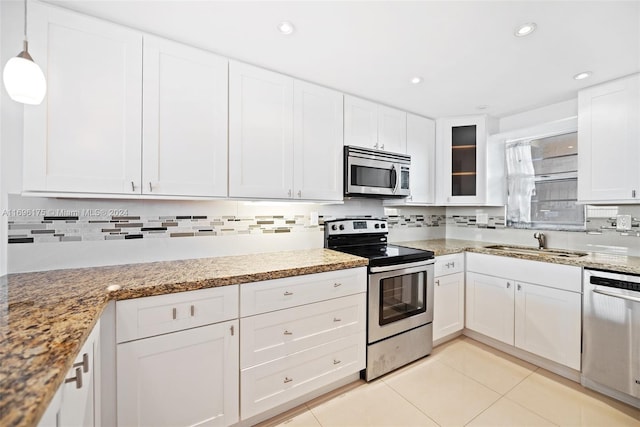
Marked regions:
[309,211,319,226]
[476,213,489,226]
[616,214,632,231]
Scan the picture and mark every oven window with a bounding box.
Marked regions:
[379,271,426,325]
[351,165,392,188]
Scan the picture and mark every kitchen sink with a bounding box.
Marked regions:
[483,245,588,259]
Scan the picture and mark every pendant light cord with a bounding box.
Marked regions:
[24,0,27,41]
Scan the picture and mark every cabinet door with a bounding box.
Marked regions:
[58,321,100,427]
[229,61,294,199]
[578,73,640,202]
[433,272,464,342]
[142,36,228,197]
[344,96,378,149]
[514,282,581,370]
[465,272,514,345]
[117,321,239,427]
[406,114,435,204]
[437,116,487,204]
[293,81,343,201]
[24,3,142,194]
[377,106,407,153]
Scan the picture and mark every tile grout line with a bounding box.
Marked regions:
[501,394,561,427]
[303,402,324,427]
[380,375,444,426]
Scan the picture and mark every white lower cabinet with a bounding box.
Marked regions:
[240,268,367,421]
[39,321,101,427]
[433,254,465,343]
[116,286,239,427]
[465,253,582,370]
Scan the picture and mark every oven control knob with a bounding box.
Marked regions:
[374,224,380,229]
[339,224,345,230]
[331,224,337,230]
[381,224,386,229]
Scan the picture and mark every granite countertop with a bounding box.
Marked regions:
[0,248,368,427]
[397,238,640,274]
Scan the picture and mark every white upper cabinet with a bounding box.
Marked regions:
[406,114,435,204]
[142,36,228,197]
[436,115,500,205]
[229,62,343,201]
[24,3,143,194]
[293,81,344,201]
[229,61,295,199]
[578,73,640,203]
[344,95,407,153]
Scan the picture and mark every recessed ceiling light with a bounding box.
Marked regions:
[410,77,423,84]
[573,71,593,80]
[277,21,295,35]
[514,22,537,37]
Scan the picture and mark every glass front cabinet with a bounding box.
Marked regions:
[437,115,497,205]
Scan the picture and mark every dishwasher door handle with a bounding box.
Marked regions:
[593,289,640,303]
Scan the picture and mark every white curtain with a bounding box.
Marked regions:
[506,142,535,225]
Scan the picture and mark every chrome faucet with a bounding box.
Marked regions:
[533,232,545,250]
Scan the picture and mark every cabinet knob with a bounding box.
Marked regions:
[73,353,89,374]
[130,181,135,192]
[517,284,522,291]
[148,182,153,192]
[297,190,302,198]
[333,317,342,322]
[284,291,293,296]
[333,359,341,365]
[284,330,293,335]
[436,280,440,286]
[507,282,511,289]
[381,144,385,150]
[633,190,637,198]
[334,282,342,288]
[284,377,293,384]
[230,325,235,336]
[288,189,292,197]
[65,367,83,389]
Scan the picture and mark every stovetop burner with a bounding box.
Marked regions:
[324,218,434,267]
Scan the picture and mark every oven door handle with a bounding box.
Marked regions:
[369,260,433,273]
[592,288,640,303]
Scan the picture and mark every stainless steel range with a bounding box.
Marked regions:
[324,218,435,381]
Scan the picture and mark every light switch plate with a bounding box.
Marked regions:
[616,214,632,231]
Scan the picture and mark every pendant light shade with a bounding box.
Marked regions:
[3,0,47,105]
[3,41,47,105]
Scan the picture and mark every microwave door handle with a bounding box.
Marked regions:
[391,164,399,194]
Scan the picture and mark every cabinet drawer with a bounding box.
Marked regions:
[117,285,238,343]
[435,253,464,276]
[466,252,581,292]
[240,268,366,316]
[240,333,365,420]
[241,294,365,369]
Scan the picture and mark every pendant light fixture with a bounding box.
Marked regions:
[3,0,46,105]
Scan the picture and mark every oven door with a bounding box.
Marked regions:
[368,261,434,343]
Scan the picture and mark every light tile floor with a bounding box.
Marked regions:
[256,336,640,427]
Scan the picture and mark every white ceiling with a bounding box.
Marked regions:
[45,0,640,119]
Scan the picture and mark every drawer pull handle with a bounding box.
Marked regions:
[65,367,83,389]
[334,282,342,287]
[284,377,293,384]
[130,181,135,192]
[190,305,195,317]
[284,330,293,335]
[230,325,235,336]
[284,291,293,296]
[333,317,341,322]
[73,353,89,373]
[333,359,341,365]
[172,307,177,320]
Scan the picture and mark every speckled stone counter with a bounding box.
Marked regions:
[0,249,367,427]
[397,238,640,274]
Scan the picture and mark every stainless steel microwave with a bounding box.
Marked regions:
[344,146,411,197]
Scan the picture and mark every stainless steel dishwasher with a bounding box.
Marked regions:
[582,268,640,409]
